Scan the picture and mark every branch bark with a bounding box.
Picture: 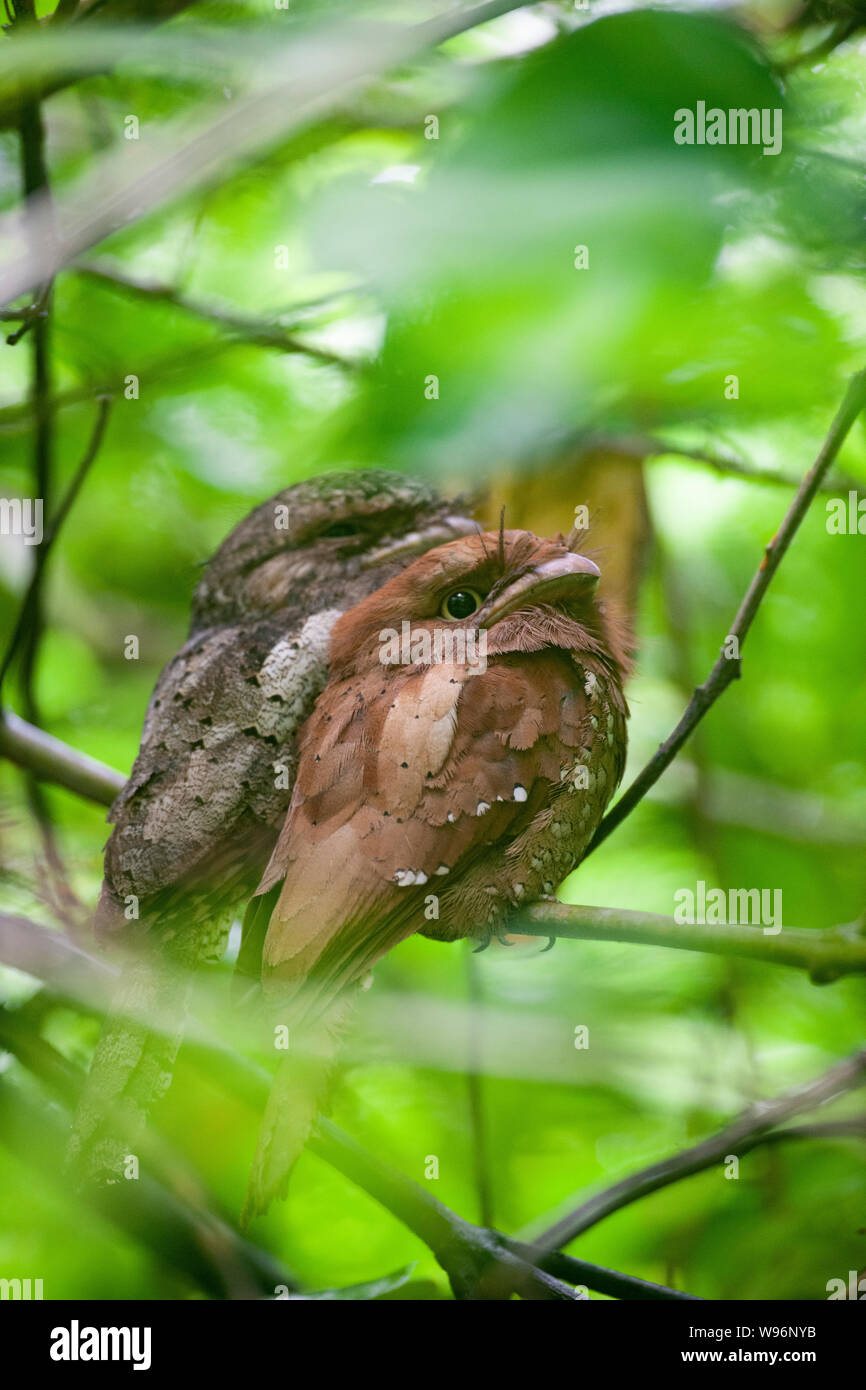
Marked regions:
[0,709,124,806]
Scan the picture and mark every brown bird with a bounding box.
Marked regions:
[69,470,476,1181]
[242,526,629,1220]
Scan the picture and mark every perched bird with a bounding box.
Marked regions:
[69,470,476,1180]
[243,526,629,1220]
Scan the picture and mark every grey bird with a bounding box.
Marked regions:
[68,469,477,1181]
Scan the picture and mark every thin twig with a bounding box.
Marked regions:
[15,59,54,723]
[0,0,202,129]
[4,283,50,346]
[1,387,109,928]
[0,396,112,694]
[589,367,866,854]
[519,1048,866,1254]
[0,340,243,434]
[74,264,356,367]
[577,430,865,499]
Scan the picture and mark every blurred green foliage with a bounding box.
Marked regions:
[0,0,864,1300]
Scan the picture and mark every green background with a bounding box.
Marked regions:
[0,0,864,1300]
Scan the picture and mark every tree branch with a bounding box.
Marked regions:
[589,366,866,854]
[0,2,531,306]
[74,264,356,368]
[4,720,866,981]
[575,430,865,499]
[520,1048,866,1255]
[0,0,205,129]
[8,15,81,919]
[0,910,114,1007]
[14,4,55,723]
[309,1121,577,1300]
[520,901,866,983]
[0,912,696,1301]
[0,396,111,694]
[0,1023,299,1300]
[0,340,247,434]
[0,708,124,805]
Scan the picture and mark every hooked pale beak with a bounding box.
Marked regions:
[360,514,479,569]
[478,552,600,627]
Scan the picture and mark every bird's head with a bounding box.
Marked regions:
[190,469,477,631]
[328,528,628,680]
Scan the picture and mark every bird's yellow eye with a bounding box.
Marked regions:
[440,588,482,620]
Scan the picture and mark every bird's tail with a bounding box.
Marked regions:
[232,883,280,1006]
[241,989,356,1227]
[66,952,192,1183]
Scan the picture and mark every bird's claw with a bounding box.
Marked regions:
[539,935,556,953]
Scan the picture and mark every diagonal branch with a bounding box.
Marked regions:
[589,366,866,855]
[0,1,530,307]
[74,264,356,368]
[0,912,696,1301]
[0,1019,300,1300]
[573,430,865,498]
[2,913,857,1298]
[0,708,124,805]
[309,1121,577,1301]
[519,1048,866,1255]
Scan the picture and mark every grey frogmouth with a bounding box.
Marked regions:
[69,469,476,1179]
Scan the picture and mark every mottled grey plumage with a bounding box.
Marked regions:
[70,470,475,1180]
[95,470,474,944]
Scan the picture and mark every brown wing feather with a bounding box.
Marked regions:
[257,650,589,1020]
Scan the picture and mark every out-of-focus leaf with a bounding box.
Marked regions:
[310,11,784,471]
